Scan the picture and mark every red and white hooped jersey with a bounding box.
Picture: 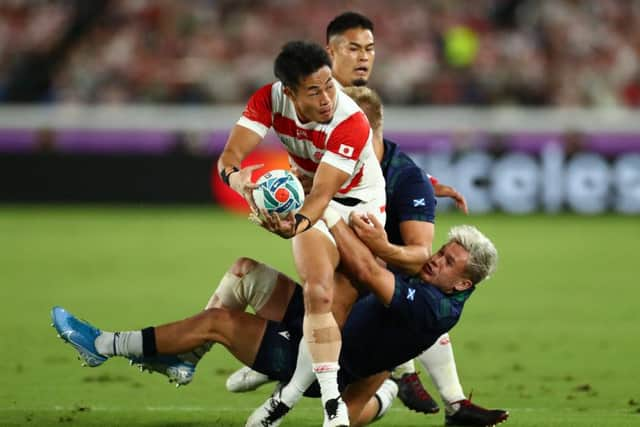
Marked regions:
[236,81,385,203]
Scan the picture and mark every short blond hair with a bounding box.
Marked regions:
[447,225,498,285]
[342,86,383,133]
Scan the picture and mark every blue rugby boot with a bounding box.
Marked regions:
[51,306,108,367]
[129,355,196,387]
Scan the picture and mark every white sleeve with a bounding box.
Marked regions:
[237,116,269,138]
[321,151,357,175]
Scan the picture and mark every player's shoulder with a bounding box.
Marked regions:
[388,145,420,170]
[326,92,370,146]
[391,275,442,315]
[332,89,368,125]
[251,81,294,116]
[390,274,470,331]
[392,272,429,296]
[385,155,430,192]
[393,274,447,302]
[424,286,472,321]
[253,81,290,102]
[382,138,420,172]
[246,81,280,108]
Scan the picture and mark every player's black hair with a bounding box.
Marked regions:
[326,11,374,43]
[274,41,332,91]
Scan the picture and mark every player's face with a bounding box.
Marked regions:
[327,28,375,87]
[419,242,473,293]
[289,66,336,124]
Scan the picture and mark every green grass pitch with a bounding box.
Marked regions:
[1,206,639,426]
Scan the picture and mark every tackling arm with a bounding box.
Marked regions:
[352,165,436,274]
[328,217,396,305]
[351,214,432,275]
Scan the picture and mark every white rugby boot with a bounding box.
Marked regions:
[226,365,272,392]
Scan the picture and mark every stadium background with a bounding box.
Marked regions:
[1,1,639,426]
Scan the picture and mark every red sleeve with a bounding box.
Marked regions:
[428,175,439,186]
[242,83,274,128]
[326,111,370,160]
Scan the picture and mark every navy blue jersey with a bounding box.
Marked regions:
[380,138,436,246]
[252,273,472,388]
[339,273,472,380]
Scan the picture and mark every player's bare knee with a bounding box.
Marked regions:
[214,258,280,312]
[211,259,254,310]
[304,281,334,310]
[199,308,233,344]
[199,308,228,332]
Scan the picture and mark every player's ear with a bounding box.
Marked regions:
[453,278,473,292]
[326,44,335,60]
[283,86,296,101]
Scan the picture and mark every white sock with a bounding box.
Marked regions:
[392,359,416,378]
[94,331,143,358]
[302,312,342,406]
[374,379,399,420]
[417,333,465,404]
[313,362,340,407]
[279,340,316,407]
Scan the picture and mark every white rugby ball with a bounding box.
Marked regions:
[252,169,305,217]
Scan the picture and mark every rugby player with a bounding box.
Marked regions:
[217,39,386,425]
[321,13,509,426]
[51,223,499,427]
[235,84,508,426]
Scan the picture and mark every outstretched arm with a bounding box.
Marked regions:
[433,182,468,214]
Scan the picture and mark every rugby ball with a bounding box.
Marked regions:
[252,169,305,217]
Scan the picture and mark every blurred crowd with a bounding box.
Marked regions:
[2,0,640,106]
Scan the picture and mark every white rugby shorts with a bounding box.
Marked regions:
[312,196,386,246]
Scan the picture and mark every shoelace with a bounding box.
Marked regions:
[455,391,497,413]
[459,390,473,407]
[458,391,486,409]
[404,373,430,400]
[266,398,280,419]
[264,396,289,424]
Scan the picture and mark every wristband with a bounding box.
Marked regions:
[220,166,240,186]
[322,207,342,228]
[294,213,312,233]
